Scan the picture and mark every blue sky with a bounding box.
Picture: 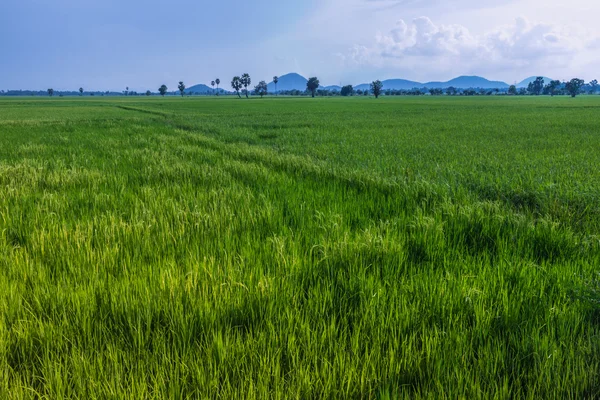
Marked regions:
[1,0,598,91]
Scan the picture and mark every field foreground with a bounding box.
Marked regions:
[1,96,599,398]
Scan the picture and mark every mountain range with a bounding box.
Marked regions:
[258,73,556,92]
[185,84,228,94]
[515,76,555,88]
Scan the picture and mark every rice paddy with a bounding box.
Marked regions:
[0,96,599,398]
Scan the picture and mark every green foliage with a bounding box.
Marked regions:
[0,96,599,398]
[371,80,383,98]
[566,78,585,97]
[307,77,320,97]
[241,73,251,98]
[158,84,168,97]
[231,76,243,98]
[253,81,268,98]
[178,81,186,97]
[527,77,545,95]
[508,85,517,95]
[341,85,354,96]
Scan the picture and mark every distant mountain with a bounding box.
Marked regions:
[185,84,228,94]
[354,84,371,91]
[347,76,508,91]
[268,73,308,92]
[322,85,341,91]
[377,79,423,90]
[516,76,555,88]
[424,76,509,89]
[353,82,409,91]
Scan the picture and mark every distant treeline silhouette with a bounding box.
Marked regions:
[2,77,596,98]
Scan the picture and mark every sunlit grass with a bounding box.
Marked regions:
[0,96,599,398]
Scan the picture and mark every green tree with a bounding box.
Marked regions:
[79,87,83,96]
[215,78,220,95]
[589,79,598,94]
[306,77,320,98]
[178,81,186,97]
[370,80,383,98]
[158,84,168,97]
[241,73,251,98]
[211,81,215,95]
[544,80,561,96]
[341,85,354,96]
[231,76,243,98]
[273,76,279,95]
[565,78,584,98]
[47,88,54,97]
[125,86,129,96]
[508,85,517,95]
[145,90,152,96]
[527,77,544,95]
[254,81,268,98]
[447,86,458,96]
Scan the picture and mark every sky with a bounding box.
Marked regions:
[1,0,599,91]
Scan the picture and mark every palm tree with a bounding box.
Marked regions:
[231,76,242,98]
[211,81,215,95]
[273,76,279,96]
[241,73,251,98]
[215,78,220,95]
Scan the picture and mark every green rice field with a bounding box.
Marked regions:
[0,96,599,398]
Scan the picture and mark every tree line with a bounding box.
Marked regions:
[5,76,595,98]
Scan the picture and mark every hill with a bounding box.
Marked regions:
[284,74,511,91]
[516,76,555,88]
[268,73,308,92]
[185,84,228,94]
[424,76,509,89]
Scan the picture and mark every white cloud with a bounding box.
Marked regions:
[340,16,598,81]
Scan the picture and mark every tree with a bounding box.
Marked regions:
[306,77,320,98]
[47,88,54,97]
[211,80,215,95]
[446,86,458,96]
[231,76,243,98]
[215,78,220,95]
[527,77,544,95]
[273,76,279,95]
[254,81,268,98]
[178,81,186,97]
[125,86,129,96]
[78,87,83,96]
[508,85,517,95]
[341,85,354,96]
[159,84,168,97]
[589,79,598,94]
[240,73,251,98]
[544,80,561,96]
[565,78,584,98]
[371,80,383,98]
[146,90,152,96]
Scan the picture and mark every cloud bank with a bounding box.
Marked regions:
[339,16,597,80]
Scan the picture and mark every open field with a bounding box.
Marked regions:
[1,96,599,398]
